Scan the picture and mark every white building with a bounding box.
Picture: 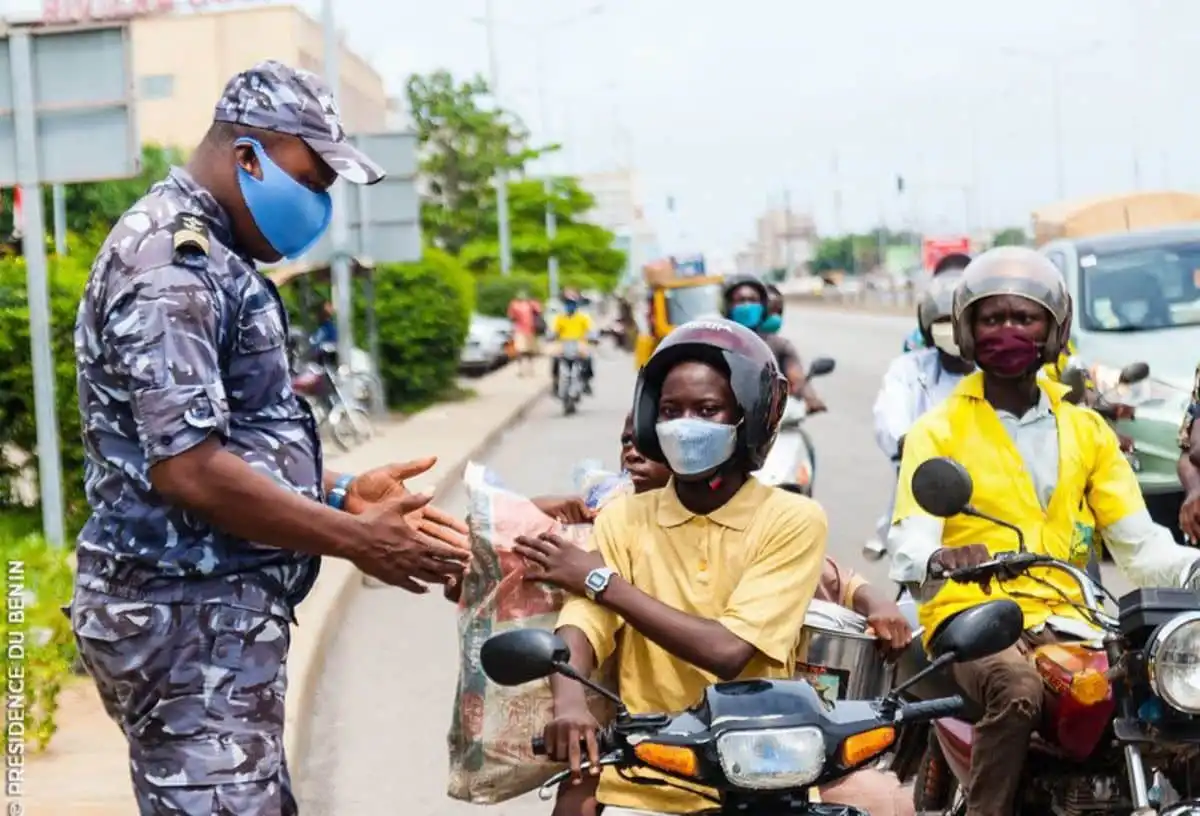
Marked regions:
[739,208,818,276]
[578,169,660,285]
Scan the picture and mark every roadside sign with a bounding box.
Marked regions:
[672,254,706,278]
[921,236,971,272]
[304,131,422,265]
[0,22,138,546]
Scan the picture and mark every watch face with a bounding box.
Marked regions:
[586,572,605,591]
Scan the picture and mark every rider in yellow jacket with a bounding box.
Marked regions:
[887,247,1200,816]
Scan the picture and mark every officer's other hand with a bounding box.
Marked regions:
[354,494,471,593]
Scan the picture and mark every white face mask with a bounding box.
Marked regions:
[656,417,738,478]
[930,322,960,357]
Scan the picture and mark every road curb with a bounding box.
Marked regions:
[284,382,550,777]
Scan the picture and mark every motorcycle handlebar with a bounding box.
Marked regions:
[896,695,963,723]
[531,728,616,757]
[929,553,1111,622]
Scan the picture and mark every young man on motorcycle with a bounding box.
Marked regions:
[865,269,976,559]
[724,276,827,413]
[514,320,829,815]
[902,253,972,352]
[888,247,1200,816]
[550,289,597,395]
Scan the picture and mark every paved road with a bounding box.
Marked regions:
[296,306,1128,814]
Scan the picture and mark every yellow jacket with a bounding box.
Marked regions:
[892,371,1142,644]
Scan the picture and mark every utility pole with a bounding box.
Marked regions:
[51,184,66,255]
[322,0,354,373]
[831,152,843,235]
[782,187,793,277]
[483,0,513,275]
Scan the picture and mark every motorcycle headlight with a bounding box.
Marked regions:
[1148,612,1200,714]
[715,726,825,790]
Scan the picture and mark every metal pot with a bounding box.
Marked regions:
[795,599,891,703]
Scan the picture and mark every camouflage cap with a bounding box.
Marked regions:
[213,60,385,185]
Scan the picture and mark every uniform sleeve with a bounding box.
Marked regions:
[1179,363,1200,451]
[556,507,629,664]
[716,500,828,666]
[103,263,230,466]
[1086,412,1149,529]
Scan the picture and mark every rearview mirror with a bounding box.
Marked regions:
[929,599,1023,663]
[1119,361,1150,386]
[480,629,570,686]
[807,357,836,378]
[1059,356,1089,403]
[911,457,973,518]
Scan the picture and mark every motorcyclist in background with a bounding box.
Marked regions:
[888,246,1200,816]
[902,253,972,352]
[864,269,975,559]
[724,276,827,413]
[550,288,597,395]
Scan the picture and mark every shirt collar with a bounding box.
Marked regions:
[166,166,237,251]
[954,370,1068,416]
[655,477,767,531]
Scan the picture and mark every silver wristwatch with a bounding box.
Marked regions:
[584,567,616,601]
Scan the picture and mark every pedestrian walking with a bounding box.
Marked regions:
[71,60,470,816]
[507,289,543,376]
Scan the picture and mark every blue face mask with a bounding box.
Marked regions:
[236,138,333,259]
[564,300,579,315]
[729,302,764,329]
[759,313,783,334]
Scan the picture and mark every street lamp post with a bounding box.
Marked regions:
[476,4,604,294]
[483,0,513,276]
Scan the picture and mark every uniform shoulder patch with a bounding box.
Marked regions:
[169,212,211,258]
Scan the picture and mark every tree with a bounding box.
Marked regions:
[457,177,626,289]
[992,227,1029,247]
[406,70,542,256]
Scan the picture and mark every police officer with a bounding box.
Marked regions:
[72,61,470,815]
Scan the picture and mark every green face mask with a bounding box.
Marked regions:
[759,313,783,334]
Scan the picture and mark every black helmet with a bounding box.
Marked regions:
[933,252,972,277]
[917,269,963,345]
[721,275,770,315]
[632,318,787,471]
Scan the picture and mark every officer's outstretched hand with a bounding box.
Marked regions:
[353,494,472,594]
[345,458,469,552]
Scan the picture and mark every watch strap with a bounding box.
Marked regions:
[327,473,355,511]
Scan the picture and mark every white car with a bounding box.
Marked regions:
[459,314,514,375]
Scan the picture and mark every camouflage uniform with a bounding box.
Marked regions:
[71,61,383,815]
[1179,365,1200,451]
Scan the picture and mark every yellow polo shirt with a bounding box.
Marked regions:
[557,477,828,813]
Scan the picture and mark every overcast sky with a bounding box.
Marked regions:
[18,0,1200,257]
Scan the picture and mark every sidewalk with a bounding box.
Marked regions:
[19,365,547,816]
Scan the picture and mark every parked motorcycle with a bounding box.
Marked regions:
[754,357,836,496]
[479,601,1024,815]
[892,455,1200,814]
[557,341,585,416]
[291,343,373,451]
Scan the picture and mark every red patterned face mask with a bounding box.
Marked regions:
[974,328,1042,378]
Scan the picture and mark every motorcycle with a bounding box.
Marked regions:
[291,342,373,451]
[478,600,1025,815]
[892,455,1200,814]
[558,340,585,416]
[754,357,836,497]
[1061,357,1148,473]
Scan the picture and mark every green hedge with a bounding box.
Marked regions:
[0,255,91,529]
[0,532,76,752]
[474,271,605,318]
[369,247,474,410]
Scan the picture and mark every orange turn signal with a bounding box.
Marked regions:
[633,742,699,778]
[841,726,895,767]
[1069,669,1111,706]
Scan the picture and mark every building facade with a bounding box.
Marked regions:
[578,169,660,286]
[127,5,388,150]
[738,208,817,276]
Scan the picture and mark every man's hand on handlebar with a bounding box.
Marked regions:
[928,544,994,593]
[543,705,601,781]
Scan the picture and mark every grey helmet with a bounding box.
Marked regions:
[917,269,964,345]
[951,246,1071,364]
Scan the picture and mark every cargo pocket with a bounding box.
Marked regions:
[72,601,171,727]
[132,731,283,790]
[203,606,291,695]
